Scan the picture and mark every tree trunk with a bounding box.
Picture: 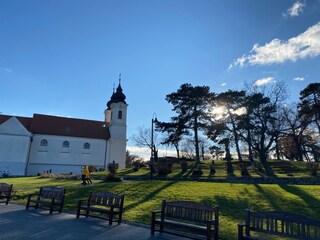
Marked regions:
[174,143,180,159]
[274,135,281,160]
[259,150,275,176]
[194,106,200,164]
[229,110,248,176]
[224,141,234,176]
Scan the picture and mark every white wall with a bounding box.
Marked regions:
[0,117,31,176]
[27,134,107,175]
[107,138,127,168]
[0,135,31,176]
[107,102,127,168]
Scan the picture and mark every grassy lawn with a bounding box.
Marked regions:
[3,175,320,239]
[107,159,316,180]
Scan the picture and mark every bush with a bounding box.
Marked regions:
[132,160,142,171]
[156,159,173,175]
[108,162,119,174]
[180,160,188,172]
[307,162,319,176]
[210,165,216,175]
[192,164,203,176]
[88,165,97,172]
[104,173,122,182]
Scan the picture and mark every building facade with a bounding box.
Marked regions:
[0,83,127,176]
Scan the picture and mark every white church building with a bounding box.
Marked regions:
[0,83,128,176]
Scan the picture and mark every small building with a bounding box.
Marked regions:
[0,83,128,176]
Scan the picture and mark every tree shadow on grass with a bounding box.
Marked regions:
[200,195,262,240]
[124,180,178,212]
[278,184,320,218]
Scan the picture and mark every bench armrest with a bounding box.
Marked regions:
[151,210,162,219]
[238,223,246,240]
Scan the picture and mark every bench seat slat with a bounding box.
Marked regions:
[26,187,65,214]
[76,191,124,225]
[151,199,219,240]
[238,210,320,240]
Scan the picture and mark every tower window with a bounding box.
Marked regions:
[84,143,90,149]
[118,110,122,119]
[63,141,69,148]
[40,139,48,147]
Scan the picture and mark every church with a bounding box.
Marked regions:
[0,82,128,176]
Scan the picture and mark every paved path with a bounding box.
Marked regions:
[0,204,188,240]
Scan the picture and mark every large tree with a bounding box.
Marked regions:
[298,83,320,134]
[214,90,249,175]
[155,119,187,158]
[240,82,287,176]
[165,83,214,163]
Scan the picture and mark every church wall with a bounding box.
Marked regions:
[107,138,126,169]
[27,134,107,175]
[0,134,31,176]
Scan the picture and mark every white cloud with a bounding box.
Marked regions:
[253,77,276,86]
[284,1,305,17]
[1,67,12,73]
[293,77,305,81]
[221,83,227,87]
[230,22,320,68]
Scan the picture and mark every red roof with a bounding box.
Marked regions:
[0,114,110,140]
[0,115,32,131]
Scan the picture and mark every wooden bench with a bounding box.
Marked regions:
[151,199,219,240]
[238,209,320,240]
[26,186,66,214]
[0,183,13,205]
[76,191,124,225]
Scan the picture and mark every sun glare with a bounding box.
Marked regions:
[212,106,226,120]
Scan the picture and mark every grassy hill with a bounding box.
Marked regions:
[3,159,320,239]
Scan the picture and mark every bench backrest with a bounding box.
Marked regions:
[0,183,13,195]
[88,191,124,209]
[162,199,219,223]
[245,209,320,239]
[39,187,66,201]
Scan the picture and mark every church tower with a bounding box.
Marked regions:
[104,76,128,168]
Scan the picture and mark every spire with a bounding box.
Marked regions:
[107,74,127,109]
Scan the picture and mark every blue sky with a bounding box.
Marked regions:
[1,0,320,157]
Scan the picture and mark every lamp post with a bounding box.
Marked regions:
[150,113,157,180]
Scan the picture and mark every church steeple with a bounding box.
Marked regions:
[107,74,126,109]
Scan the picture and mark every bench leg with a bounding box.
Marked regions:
[26,195,31,210]
[76,201,81,218]
[151,213,156,235]
[109,212,114,225]
[118,213,123,224]
[206,222,212,240]
[59,204,63,214]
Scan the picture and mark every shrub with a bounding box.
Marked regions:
[192,164,203,176]
[132,160,142,172]
[108,161,119,174]
[180,160,188,172]
[307,162,319,176]
[88,165,97,172]
[210,165,216,175]
[156,159,173,175]
[104,173,122,182]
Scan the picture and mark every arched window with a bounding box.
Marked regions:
[40,139,48,147]
[118,110,122,119]
[63,141,69,148]
[84,143,90,149]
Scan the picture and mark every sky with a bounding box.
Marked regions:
[1,0,320,158]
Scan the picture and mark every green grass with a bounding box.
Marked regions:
[102,159,316,180]
[4,175,320,239]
